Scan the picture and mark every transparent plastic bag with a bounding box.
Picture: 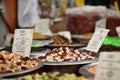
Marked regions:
[66,6,120,36]
[66,6,107,34]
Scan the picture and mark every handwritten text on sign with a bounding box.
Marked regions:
[95,52,120,80]
[86,28,109,53]
[12,29,33,57]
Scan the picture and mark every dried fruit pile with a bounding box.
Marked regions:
[39,47,95,62]
[51,35,73,46]
[0,51,38,73]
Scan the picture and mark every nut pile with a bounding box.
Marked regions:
[51,35,73,46]
[38,47,95,62]
[0,51,38,73]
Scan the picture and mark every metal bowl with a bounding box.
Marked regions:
[43,58,98,66]
[0,59,43,78]
[40,51,98,76]
[79,62,98,78]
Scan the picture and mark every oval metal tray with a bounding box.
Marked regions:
[47,37,89,48]
[47,43,87,48]
[40,50,99,66]
[43,58,98,66]
[0,60,43,78]
[79,62,98,78]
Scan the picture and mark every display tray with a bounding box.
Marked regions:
[32,40,53,47]
[79,62,98,78]
[42,59,98,66]
[0,60,43,78]
[0,46,50,52]
[48,38,89,48]
[47,43,87,48]
[47,35,89,47]
[39,50,99,66]
[32,35,89,48]
[30,48,51,58]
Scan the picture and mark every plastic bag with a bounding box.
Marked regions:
[66,6,107,34]
[66,6,120,36]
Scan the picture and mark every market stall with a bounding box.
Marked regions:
[0,0,120,80]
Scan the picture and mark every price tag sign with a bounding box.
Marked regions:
[12,29,33,57]
[57,31,71,40]
[95,52,120,80]
[34,19,53,36]
[116,26,120,37]
[86,28,109,53]
[95,18,106,30]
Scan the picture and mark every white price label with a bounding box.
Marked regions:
[95,18,106,30]
[86,28,109,53]
[34,19,53,36]
[57,31,71,40]
[116,26,120,37]
[12,29,33,57]
[95,52,120,80]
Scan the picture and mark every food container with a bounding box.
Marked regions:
[1,46,50,53]
[79,62,97,78]
[0,60,43,78]
[48,35,89,48]
[38,47,99,76]
[0,51,43,78]
[66,6,106,34]
[66,6,120,36]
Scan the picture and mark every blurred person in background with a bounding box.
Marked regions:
[38,0,51,18]
[18,0,40,28]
